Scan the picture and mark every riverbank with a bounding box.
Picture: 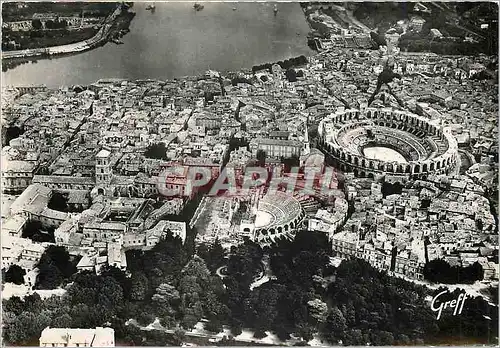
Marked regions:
[300,3,498,56]
[3,27,98,52]
[2,2,313,87]
[2,3,133,61]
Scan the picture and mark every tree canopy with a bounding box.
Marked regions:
[35,246,79,289]
[144,142,168,160]
[423,259,484,284]
[4,265,26,285]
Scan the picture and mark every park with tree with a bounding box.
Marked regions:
[2,230,497,345]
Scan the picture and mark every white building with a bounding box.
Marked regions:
[1,234,47,271]
[39,327,114,347]
[1,160,36,193]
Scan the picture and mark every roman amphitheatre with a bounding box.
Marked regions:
[318,107,460,178]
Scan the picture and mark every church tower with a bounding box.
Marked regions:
[95,149,112,185]
[303,122,311,156]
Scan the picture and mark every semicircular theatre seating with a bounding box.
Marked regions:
[253,192,305,243]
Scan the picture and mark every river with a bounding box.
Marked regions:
[2,2,313,87]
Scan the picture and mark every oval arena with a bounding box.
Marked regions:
[318,108,459,178]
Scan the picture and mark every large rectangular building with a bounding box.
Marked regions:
[249,138,303,159]
[2,160,36,193]
[39,327,114,347]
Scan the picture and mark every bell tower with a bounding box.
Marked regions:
[303,122,310,156]
[95,149,112,185]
